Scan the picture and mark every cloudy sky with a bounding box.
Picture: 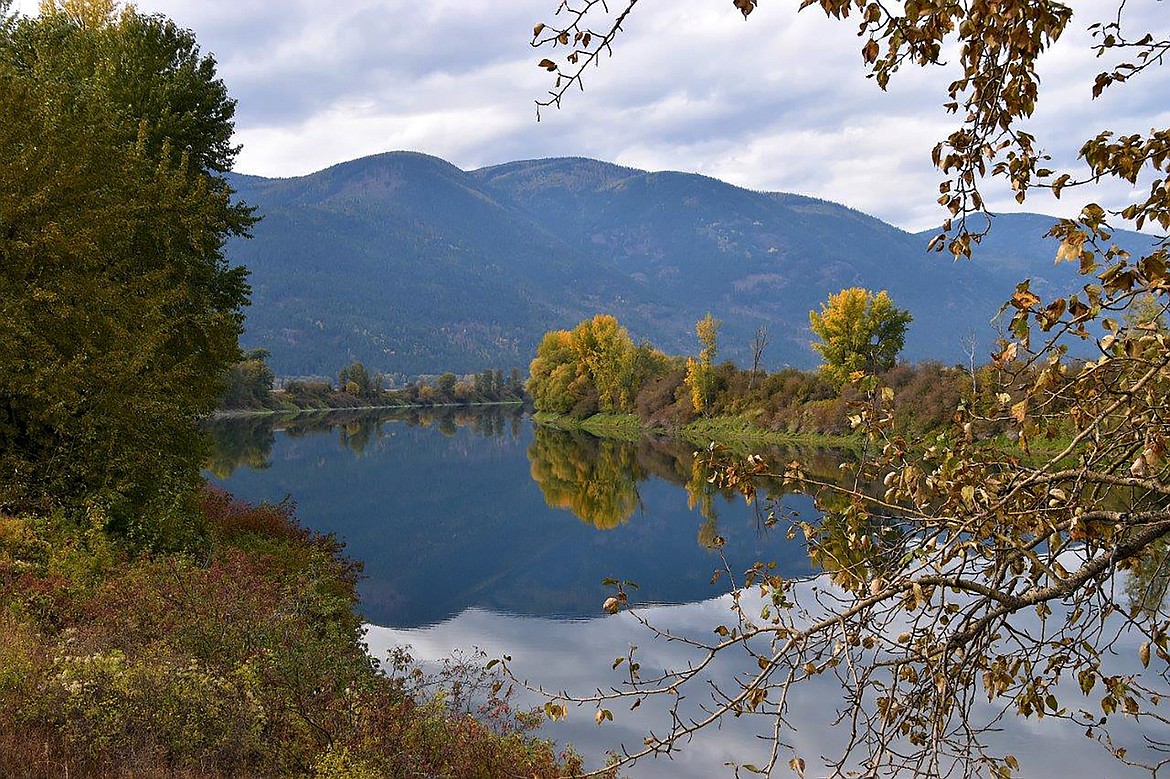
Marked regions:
[12,0,1168,230]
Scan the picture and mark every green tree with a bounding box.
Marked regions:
[0,1,252,543]
[808,287,912,387]
[435,372,458,400]
[33,0,240,176]
[338,361,377,399]
[222,349,275,409]
[473,370,494,399]
[530,2,1170,777]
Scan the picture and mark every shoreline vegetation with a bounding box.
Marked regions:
[217,323,1006,454]
[523,313,1025,449]
[214,323,1053,459]
[220,353,528,414]
[0,488,591,778]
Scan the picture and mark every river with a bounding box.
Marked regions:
[206,408,1150,777]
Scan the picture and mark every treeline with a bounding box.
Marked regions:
[527,312,1013,438]
[221,351,526,411]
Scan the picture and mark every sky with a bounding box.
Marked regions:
[10,0,1169,231]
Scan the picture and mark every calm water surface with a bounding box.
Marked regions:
[207,407,817,627]
[205,408,1144,777]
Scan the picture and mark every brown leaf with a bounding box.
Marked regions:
[863,39,879,64]
[1011,288,1041,310]
[733,0,757,18]
[1010,399,1028,424]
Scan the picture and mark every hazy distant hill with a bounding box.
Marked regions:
[225,152,1159,377]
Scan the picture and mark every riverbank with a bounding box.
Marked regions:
[0,487,587,779]
[212,399,526,420]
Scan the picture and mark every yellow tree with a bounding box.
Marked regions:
[685,312,720,414]
[809,287,912,387]
[39,0,115,27]
[527,314,639,414]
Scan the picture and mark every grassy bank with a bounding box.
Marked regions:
[678,415,862,451]
[532,411,648,441]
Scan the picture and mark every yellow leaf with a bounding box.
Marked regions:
[1010,399,1028,424]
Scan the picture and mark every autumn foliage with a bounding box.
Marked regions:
[0,489,583,779]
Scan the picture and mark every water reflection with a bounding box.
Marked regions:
[204,405,526,476]
[203,415,276,479]
[205,409,820,626]
[528,429,644,529]
[206,409,1166,777]
[525,427,851,554]
[365,589,1155,779]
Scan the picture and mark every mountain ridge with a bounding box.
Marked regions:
[224,152,1160,377]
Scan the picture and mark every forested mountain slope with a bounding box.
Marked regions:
[226,152,1159,376]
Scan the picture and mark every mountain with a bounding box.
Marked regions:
[225,152,1160,377]
[226,153,661,377]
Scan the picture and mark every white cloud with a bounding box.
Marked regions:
[8,0,1168,231]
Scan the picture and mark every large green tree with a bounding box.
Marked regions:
[528,2,1170,777]
[0,0,252,543]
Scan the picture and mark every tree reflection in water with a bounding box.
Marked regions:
[202,416,276,479]
[203,405,526,476]
[526,426,852,548]
[527,428,645,529]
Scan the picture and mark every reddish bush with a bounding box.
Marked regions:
[0,490,582,779]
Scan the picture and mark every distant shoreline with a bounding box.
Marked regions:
[208,399,525,420]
